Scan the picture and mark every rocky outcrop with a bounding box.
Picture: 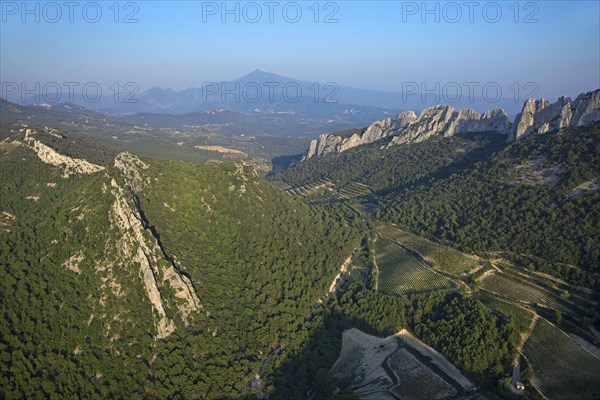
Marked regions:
[508,89,600,141]
[110,153,201,338]
[572,90,600,126]
[390,105,511,145]
[23,128,105,178]
[109,177,176,338]
[304,105,511,158]
[305,111,417,158]
[304,88,600,159]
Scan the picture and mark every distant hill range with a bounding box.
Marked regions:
[304,88,600,159]
[0,96,379,138]
[5,70,528,119]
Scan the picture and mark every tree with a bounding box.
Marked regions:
[555,310,563,325]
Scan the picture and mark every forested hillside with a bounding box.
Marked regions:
[0,124,361,398]
[275,123,600,287]
[378,123,600,286]
[274,131,507,192]
[2,118,599,399]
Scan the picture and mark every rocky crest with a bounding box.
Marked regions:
[305,111,417,159]
[510,90,600,141]
[304,89,600,159]
[22,127,105,177]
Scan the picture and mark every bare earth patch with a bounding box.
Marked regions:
[63,252,84,273]
[0,140,22,154]
[330,328,473,399]
[194,145,247,157]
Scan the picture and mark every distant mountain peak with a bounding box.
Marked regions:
[234,69,296,83]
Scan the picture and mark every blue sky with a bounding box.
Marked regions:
[1,1,599,100]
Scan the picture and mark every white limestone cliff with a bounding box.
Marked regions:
[509,89,600,141]
[22,128,105,178]
[304,88,600,159]
[305,111,417,159]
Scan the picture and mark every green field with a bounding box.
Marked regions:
[522,318,600,400]
[375,237,455,295]
[377,225,480,276]
[479,272,561,310]
[480,296,535,334]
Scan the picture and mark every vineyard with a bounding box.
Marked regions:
[274,179,373,202]
[377,225,480,276]
[479,296,535,334]
[388,349,457,400]
[281,178,335,198]
[522,318,600,400]
[272,180,292,191]
[338,182,372,199]
[375,237,455,296]
[478,272,562,310]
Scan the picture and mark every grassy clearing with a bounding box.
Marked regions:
[388,348,457,400]
[0,140,21,154]
[522,318,600,400]
[375,237,455,296]
[377,225,480,276]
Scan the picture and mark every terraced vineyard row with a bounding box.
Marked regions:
[522,318,600,400]
[272,180,292,191]
[338,182,371,198]
[375,237,455,296]
[377,225,480,276]
[284,179,334,198]
[478,272,562,310]
[388,349,457,400]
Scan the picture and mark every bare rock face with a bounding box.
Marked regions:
[305,104,513,158]
[390,106,511,146]
[304,88,599,159]
[305,111,416,159]
[110,153,202,338]
[22,127,105,178]
[572,89,600,126]
[509,89,600,141]
[481,109,513,132]
[391,105,456,145]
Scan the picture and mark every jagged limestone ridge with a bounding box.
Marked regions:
[304,88,600,158]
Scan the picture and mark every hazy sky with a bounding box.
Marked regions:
[1,1,599,100]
